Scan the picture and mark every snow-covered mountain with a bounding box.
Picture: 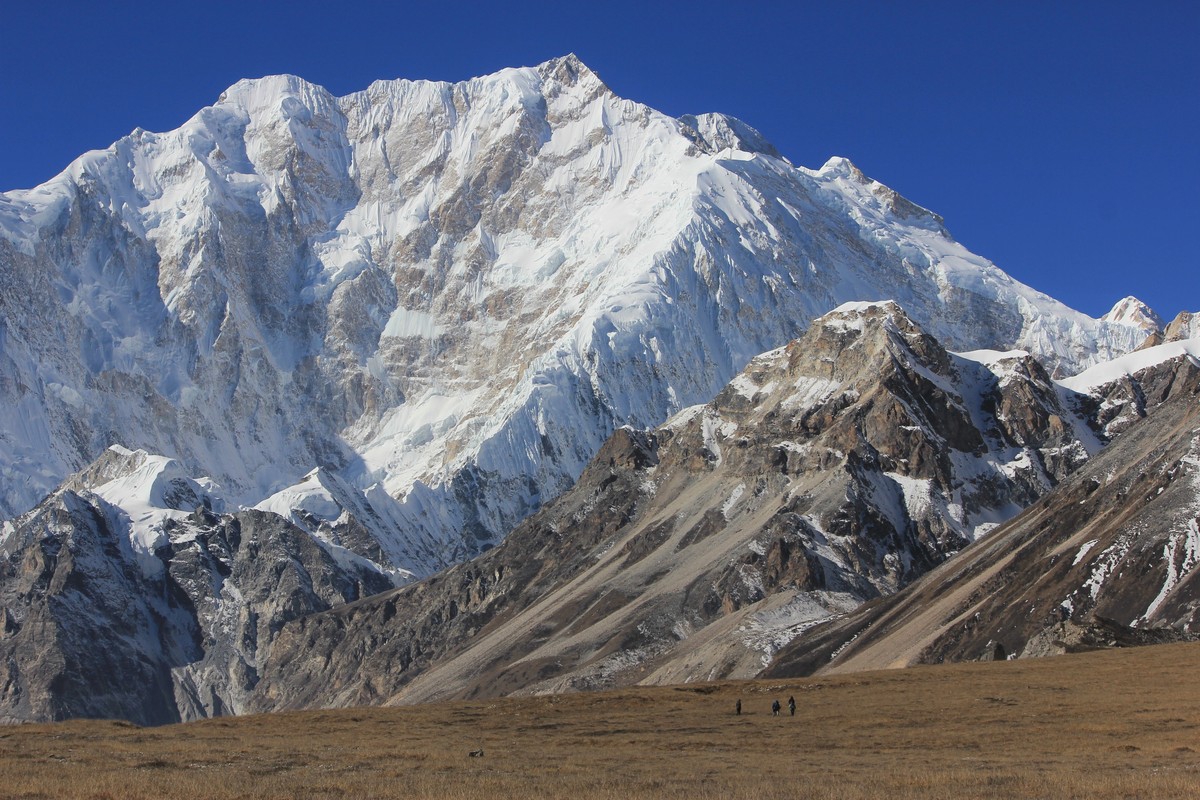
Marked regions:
[1,313,1193,723]
[0,55,1153,578]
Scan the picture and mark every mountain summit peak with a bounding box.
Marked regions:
[536,53,606,91]
[1102,296,1163,332]
[0,56,1175,725]
[818,155,865,180]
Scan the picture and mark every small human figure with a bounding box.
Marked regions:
[788,695,796,716]
[771,699,781,716]
[735,699,741,715]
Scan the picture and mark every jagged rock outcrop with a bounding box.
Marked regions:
[1131,309,1196,351]
[1165,311,1200,343]
[247,302,1111,710]
[764,348,1200,677]
[0,465,395,724]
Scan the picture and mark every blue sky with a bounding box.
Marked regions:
[3,1,1196,320]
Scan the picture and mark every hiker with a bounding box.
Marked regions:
[771,699,781,716]
[735,699,741,715]
[788,695,796,716]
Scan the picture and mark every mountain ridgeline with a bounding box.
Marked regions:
[0,56,1153,573]
[766,347,1200,677]
[248,302,1199,709]
[1,57,1198,724]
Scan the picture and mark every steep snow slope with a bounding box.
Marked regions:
[0,55,1149,571]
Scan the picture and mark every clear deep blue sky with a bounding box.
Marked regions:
[3,1,1197,320]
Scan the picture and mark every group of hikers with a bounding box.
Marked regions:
[734,695,795,716]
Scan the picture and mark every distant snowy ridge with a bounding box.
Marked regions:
[0,55,1158,571]
[58,445,413,584]
[1060,338,1200,394]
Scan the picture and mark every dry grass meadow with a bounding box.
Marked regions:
[2,643,1199,799]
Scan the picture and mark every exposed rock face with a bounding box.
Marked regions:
[0,301,1189,723]
[0,481,394,724]
[1165,311,1200,343]
[0,57,1149,577]
[1133,310,1198,351]
[247,302,1109,710]
[764,352,1200,677]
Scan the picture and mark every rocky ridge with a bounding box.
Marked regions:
[247,301,1120,710]
[0,453,396,724]
[764,343,1200,677]
[1,302,1194,723]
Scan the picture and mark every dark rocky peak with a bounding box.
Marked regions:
[702,301,984,472]
[1164,310,1200,343]
[809,300,951,369]
[0,481,395,724]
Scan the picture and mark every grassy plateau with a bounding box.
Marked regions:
[1,642,1198,799]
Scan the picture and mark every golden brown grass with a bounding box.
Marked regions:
[2,643,1199,799]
